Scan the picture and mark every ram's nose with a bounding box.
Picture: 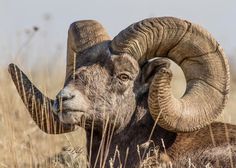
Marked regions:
[57,89,75,101]
[53,88,75,114]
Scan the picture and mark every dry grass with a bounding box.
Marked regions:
[0,49,236,167]
[0,62,87,167]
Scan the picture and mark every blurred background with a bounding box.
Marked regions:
[0,0,236,167]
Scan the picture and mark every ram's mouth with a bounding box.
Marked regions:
[57,109,94,127]
[54,107,101,131]
[53,105,85,114]
[62,109,86,113]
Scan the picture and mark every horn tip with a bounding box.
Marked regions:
[8,63,16,73]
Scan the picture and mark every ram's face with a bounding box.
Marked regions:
[53,52,140,132]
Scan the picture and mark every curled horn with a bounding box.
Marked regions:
[111,17,230,132]
[9,20,110,134]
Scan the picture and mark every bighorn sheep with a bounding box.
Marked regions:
[9,17,236,167]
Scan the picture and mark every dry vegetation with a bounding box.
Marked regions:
[0,32,236,167]
[0,62,87,167]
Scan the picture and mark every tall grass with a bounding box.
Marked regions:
[1,57,236,167]
[0,27,236,167]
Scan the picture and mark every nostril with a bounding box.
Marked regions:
[61,94,75,101]
[56,89,75,103]
[56,93,75,102]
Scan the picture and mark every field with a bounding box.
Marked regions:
[0,52,236,167]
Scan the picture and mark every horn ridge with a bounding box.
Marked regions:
[111,17,230,132]
[66,20,110,79]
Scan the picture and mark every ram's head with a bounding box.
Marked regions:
[9,17,230,135]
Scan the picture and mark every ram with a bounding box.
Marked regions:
[9,17,236,167]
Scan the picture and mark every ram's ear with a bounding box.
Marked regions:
[136,58,171,97]
[140,58,171,85]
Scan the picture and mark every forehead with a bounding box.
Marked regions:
[74,53,139,74]
[111,54,139,74]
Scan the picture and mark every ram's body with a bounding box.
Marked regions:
[9,17,236,167]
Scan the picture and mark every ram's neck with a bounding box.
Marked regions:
[86,103,176,168]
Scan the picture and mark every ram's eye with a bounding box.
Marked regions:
[117,73,130,82]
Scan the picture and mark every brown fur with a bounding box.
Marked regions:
[168,122,236,167]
